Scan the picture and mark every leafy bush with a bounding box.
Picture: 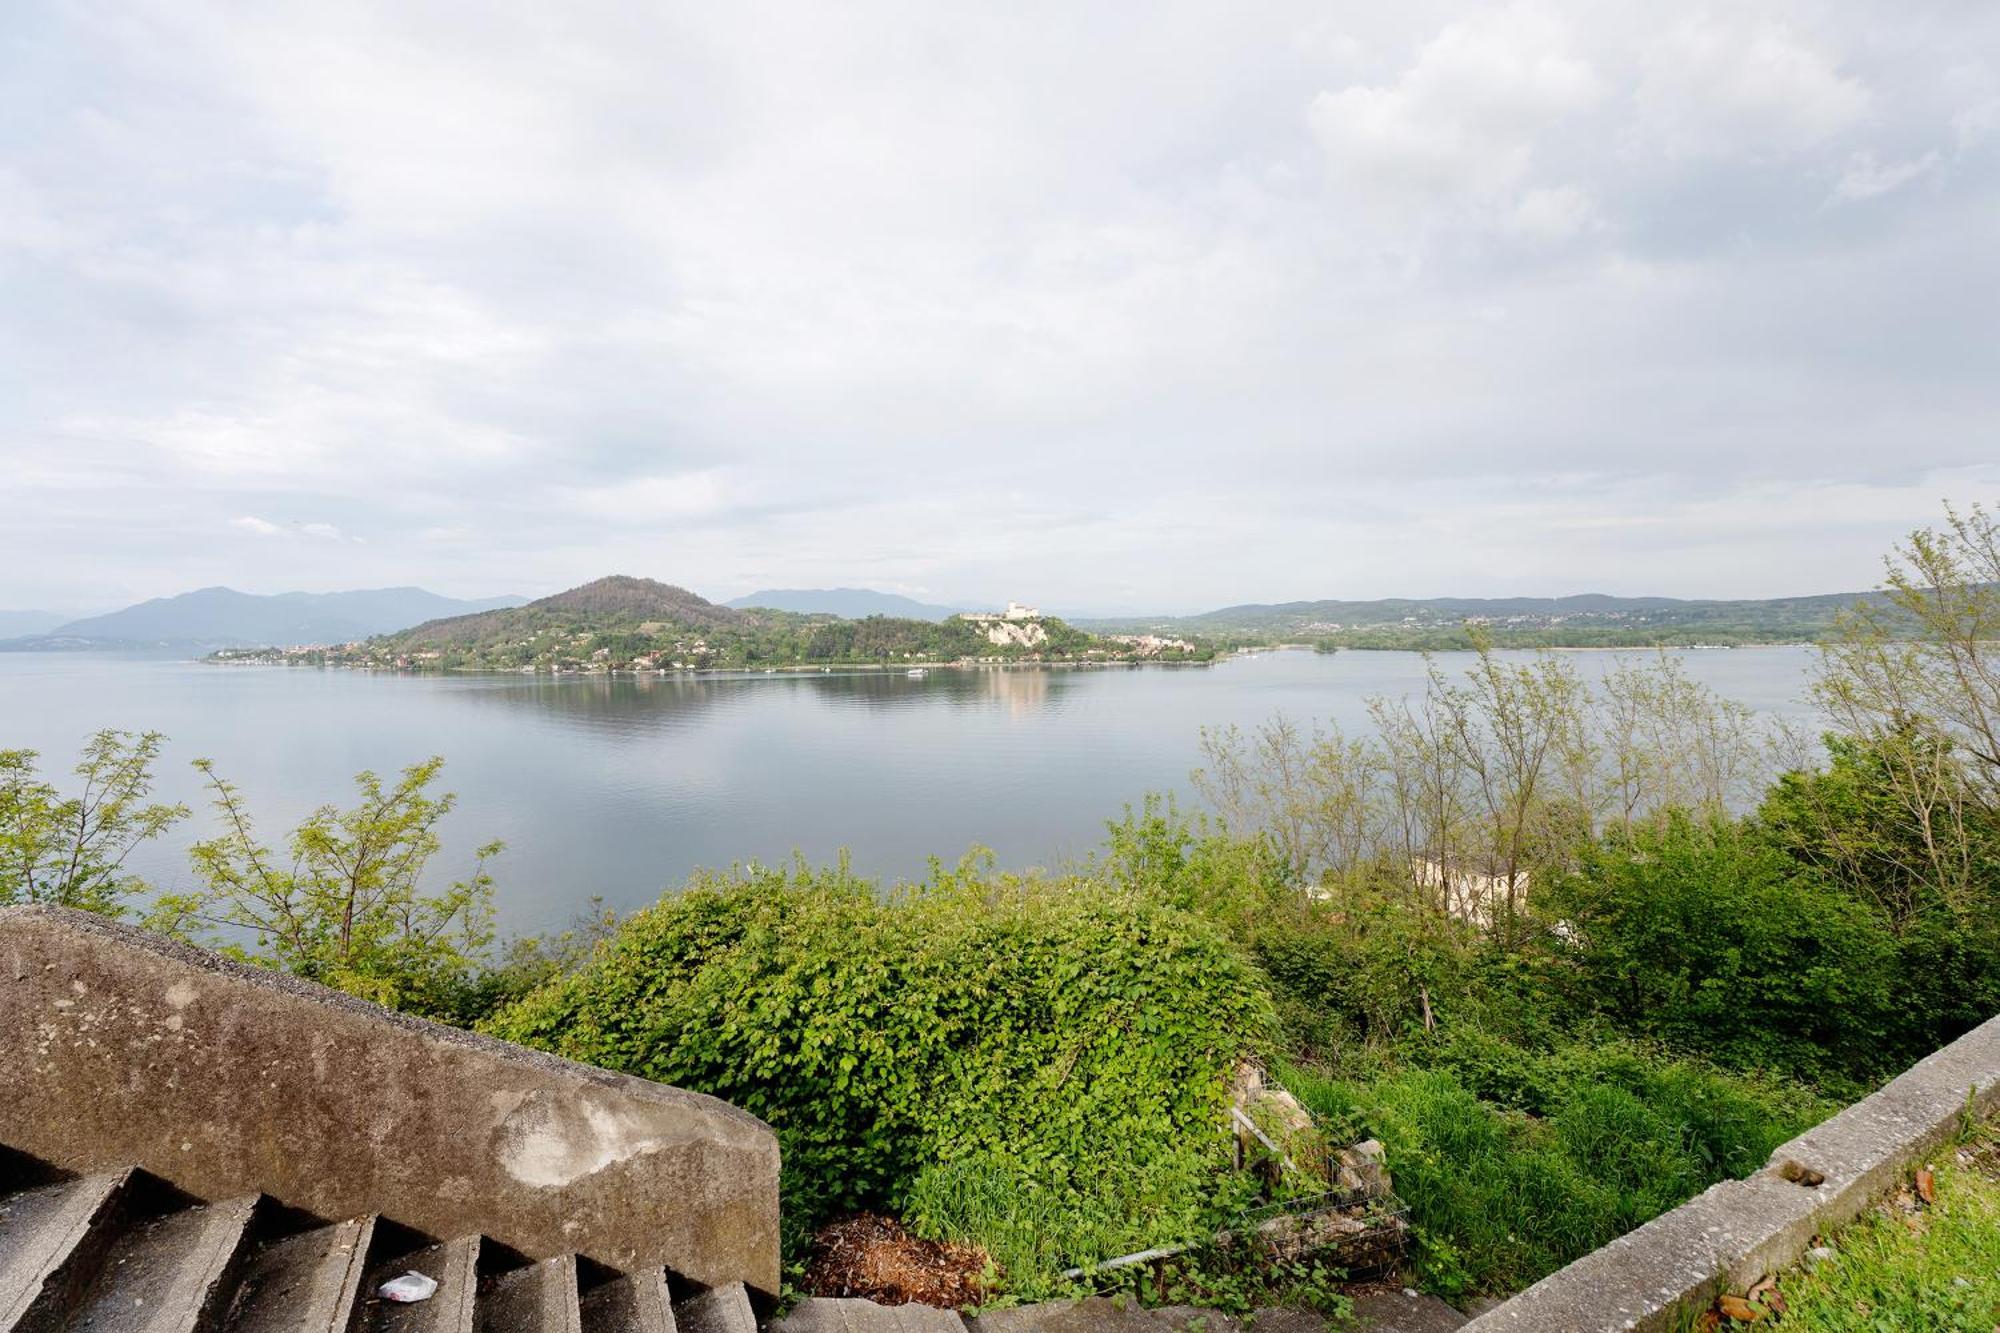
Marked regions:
[483,856,1276,1292]
[1761,729,2000,1065]
[1548,812,1900,1078]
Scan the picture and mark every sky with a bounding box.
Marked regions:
[3,2,1997,615]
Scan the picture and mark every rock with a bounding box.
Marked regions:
[1716,1293,1763,1322]
[1776,1160,1825,1188]
[1336,1140,1392,1198]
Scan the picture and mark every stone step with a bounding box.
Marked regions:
[219,1216,376,1333]
[1348,1291,1468,1332]
[774,1296,967,1331]
[579,1268,677,1333]
[478,1254,582,1333]
[0,1170,131,1331]
[63,1191,260,1333]
[359,1236,482,1333]
[670,1282,758,1333]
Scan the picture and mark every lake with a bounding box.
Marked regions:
[0,646,1823,935]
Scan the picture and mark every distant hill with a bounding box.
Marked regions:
[725,588,966,621]
[1079,589,1898,646]
[0,610,68,638]
[394,575,748,645]
[3,586,528,650]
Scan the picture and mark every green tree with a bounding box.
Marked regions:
[1817,501,2000,808]
[1760,728,2000,1060]
[150,755,501,1017]
[0,729,186,914]
[1550,812,1898,1076]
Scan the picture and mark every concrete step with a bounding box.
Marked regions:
[1348,1291,1467,1332]
[479,1255,582,1333]
[579,1268,676,1333]
[360,1236,481,1333]
[0,1170,131,1331]
[670,1282,757,1333]
[219,1216,376,1333]
[63,1191,260,1333]
[774,1297,966,1331]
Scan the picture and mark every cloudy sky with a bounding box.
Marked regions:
[3,2,1996,614]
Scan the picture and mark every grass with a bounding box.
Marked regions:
[1274,1040,1830,1302]
[1773,1114,2000,1331]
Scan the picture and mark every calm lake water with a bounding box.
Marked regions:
[0,647,1822,935]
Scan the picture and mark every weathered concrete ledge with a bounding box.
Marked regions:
[1462,1010,2000,1331]
[0,904,781,1297]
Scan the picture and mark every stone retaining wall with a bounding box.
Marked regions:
[1462,1010,2000,1331]
[0,904,782,1297]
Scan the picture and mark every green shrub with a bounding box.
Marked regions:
[1549,812,1900,1077]
[483,856,1276,1292]
[1760,730,2000,1067]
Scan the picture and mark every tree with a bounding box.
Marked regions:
[0,730,186,914]
[1551,813,1898,1076]
[1193,716,1383,890]
[1816,501,2000,807]
[149,756,501,1017]
[1597,654,1763,828]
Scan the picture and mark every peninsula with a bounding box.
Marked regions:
[210,576,1215,672]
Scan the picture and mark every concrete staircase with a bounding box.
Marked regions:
[0,1153,760,1333]
[2,906,780,1333]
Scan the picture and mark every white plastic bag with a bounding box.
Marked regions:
[378,1272,439,1303]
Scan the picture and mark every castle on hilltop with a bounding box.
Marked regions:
[959,600,1041,623]
[957,601,1047,648]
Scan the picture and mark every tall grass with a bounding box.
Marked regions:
[1277,1042,1831,1300]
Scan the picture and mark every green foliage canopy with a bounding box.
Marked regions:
[0,729,186,913]
[483,855,1275,1288]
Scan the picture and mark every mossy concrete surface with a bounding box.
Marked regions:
[0,904,781,1298]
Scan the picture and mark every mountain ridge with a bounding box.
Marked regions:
[1075,587,1896,644]
[2,586,528,650]
[725,587,966,621]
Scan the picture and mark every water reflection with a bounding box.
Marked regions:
[438,662,1100,735]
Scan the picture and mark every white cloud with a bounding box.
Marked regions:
[1504,184,1602,241]
[230,516,282,536]
[1637,18,1870,158]
[1832,150,1939,202]
[559,471,733,526]
[1308,5,1602,203]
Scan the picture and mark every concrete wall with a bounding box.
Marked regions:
[0,905,781,1297]
[1463,1010,2000,1331]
